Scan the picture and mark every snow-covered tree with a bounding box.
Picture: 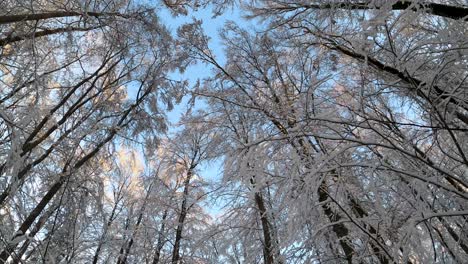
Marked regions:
[1,1,467,263]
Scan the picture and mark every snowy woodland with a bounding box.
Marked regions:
[1,0,468,263]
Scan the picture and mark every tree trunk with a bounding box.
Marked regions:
[317,183,355,264]
[117,183,153,264]
[298,1,468,20]
[171,169,194,264]
[152,208,169,264]
[10,202,60,264]
[92,193,121,264]
[248,175,281,264]
[0,178,65,263]
[0,26,100,47]
[116,214,132,264]
[0,11,130,24]
[254,191,276,264]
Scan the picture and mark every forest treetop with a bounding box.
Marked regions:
[0,1,467,263]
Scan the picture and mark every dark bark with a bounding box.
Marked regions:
[439,215,468,254]
[0,178,64,263]
[116,215,132,264]
[92,191,121,264]
[0,11,130,24]
[22,56,120,153]
[248,175,279,264]
[268,124,362,263]
[286,132,392,263]
[116,184,152,264]
[152,209,169,264]
[254,191,276,264]
[278,132,360,263]
[171,168,194,264]
[11,207,54,264]
[318,183,355,264]
[226,109,281,264]
[0,26,100,47]
[297,1,468,20]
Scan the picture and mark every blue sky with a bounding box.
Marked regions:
[157,6,246,215]
[159,6,243,124]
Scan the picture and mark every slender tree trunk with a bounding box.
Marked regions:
[92,194,121,264]
[116,184,152,264]
[116,215,132,264]
[152,208,169,264]
[171,169,194,264]
[248,175,281,264]
[10,203,60,264]
[297,1,468,20]
[317,183,355,264]
[274,126,360,263]
[295,137,391,263]
[254,190,276,264]
[0,11,131,24]
[0,26,100,47]
[0,178,65,263]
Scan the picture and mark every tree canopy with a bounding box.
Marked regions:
[0,1,467,263]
